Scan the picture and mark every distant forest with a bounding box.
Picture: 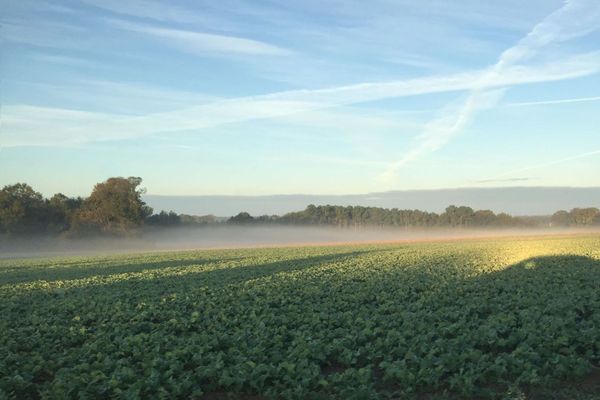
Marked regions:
[1,177,599,237]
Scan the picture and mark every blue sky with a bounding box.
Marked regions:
[1,0,599,197]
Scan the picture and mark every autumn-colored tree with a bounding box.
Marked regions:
[570,207,600,226]
[71,177,153,235]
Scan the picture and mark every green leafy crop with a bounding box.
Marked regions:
[1,235,599,399]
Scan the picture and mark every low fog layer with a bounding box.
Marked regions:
[2,226,599,259]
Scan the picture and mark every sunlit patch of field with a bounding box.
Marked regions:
[1,235,599,399]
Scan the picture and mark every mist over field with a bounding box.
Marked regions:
[3,225,599,259]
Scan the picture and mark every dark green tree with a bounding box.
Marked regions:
[550,210,572,227]
[0,183,47,235]
[472,209,497,227]
[46,193,83,233]
[147,210,181,227]
[439,205,475,227]
[227,212,255,224]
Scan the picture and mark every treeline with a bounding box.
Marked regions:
[227,205,552,228]
[227,205,600,228]
[0,178,225,237]
[1,178,599,237]
[550,208,600,227]
[146,211,223,227]
[0,178,152,236]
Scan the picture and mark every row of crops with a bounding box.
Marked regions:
[1,235,599,399]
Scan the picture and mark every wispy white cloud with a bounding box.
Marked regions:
[73,79,219,112]
[3,51,600,148]
[506,95,600,107]
[5,77,218,115]
[74,1,544,86]
[249,51,600,107]
[380,0,600,187]
[109,19,292,56]
[0,106,125,147]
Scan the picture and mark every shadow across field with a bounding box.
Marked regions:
[355,254,600,399]
[475,255,600,399]
[5,249,384,298]
[0,257,246,285]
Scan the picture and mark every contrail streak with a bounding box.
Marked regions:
[380,0,600,187]
[506,95,600,107]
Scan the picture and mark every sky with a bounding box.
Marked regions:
[1,0,600,197]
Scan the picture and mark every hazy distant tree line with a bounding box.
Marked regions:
[227,205,563,229]
[1,178,599,236]
[146,211,221,226]
[550,208,600,227]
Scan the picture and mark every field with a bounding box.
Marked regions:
[1,235,600,399]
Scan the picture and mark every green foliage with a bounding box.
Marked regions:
[1,236,599,399]
[227,212,256,224]
[46,193,83,233]
[147,210,181,227]
[146,212,223,228]
[0,178,151,237]
[257,204,533,228]
[0,183,46,235]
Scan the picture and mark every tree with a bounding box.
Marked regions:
[0,183,47,235]
[472,210,496,227]
[440,205,474,227]
[46,193,83,233]
[227,212,255,224]
[495,212,514,227]
[570,207,600,226]
[147,210,181,227]
[71,177,153,235]
[550,210,572,227]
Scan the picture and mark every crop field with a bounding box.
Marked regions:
[1,235,600,399]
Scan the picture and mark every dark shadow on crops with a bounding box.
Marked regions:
[0,257,246,285]
[491,256,600,399]
[373,254,600,399]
